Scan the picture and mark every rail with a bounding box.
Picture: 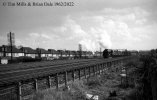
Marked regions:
[0,56,132,100]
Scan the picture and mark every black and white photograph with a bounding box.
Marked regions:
[0,0,157,100]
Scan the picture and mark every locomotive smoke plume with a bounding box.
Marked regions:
[65,18,112,52]
[79,30,112,52]
[98,33,112,49]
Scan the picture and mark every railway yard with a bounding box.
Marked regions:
[0,52,157,100]
[1,0,156,99]
[0,57,131,100]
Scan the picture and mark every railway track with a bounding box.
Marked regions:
[0,57,131,100]
[0,59,99,73]
[0,59,100,72]
[0,57,125,86]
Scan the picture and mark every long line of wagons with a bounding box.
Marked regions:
[102,49,131,58]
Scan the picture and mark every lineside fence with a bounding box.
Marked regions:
[0,57,132,100]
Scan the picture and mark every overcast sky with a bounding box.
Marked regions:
[0,0,157,51]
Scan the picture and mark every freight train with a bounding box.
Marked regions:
[103,49,130,58]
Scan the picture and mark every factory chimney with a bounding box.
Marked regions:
[78,44,82,58]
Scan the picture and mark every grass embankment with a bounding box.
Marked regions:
[33,56,157,100]
[32,70,131,99]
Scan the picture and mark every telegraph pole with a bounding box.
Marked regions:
[10,32,13,62]
[8,32,15,63]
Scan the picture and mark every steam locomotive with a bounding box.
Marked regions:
[103,49,130,58]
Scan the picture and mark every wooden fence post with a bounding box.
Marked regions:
[93,66,95,76]
[95,66,97,75]
[98,65,101,75]
[94,66,96,75]
[89,67,91,77]
[101,64,104,74]
[17,82,22,100]
[84,67,87,78]
[34,79,38,91]
[78,69,81,80]
[100,64,102,74]
[48,76,51,88]
[96,65,98,75]
[103,63,106,74]
[72,70,75,81]
[64,71,68,86]
[55,73,59,90]
[101,63,104,74]
[104,63,106,73]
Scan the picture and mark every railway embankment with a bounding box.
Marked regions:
[32,55,157,100]
[31,58,136,100]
